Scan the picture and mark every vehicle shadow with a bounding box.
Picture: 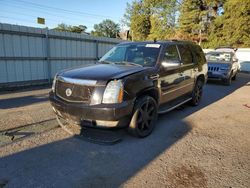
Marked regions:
[0,85,50,109]
[0,114,191,187]
[201,73,250,107]
[0,93,49,109]
[0,73,249,187]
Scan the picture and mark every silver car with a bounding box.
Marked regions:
[206,47,239,85]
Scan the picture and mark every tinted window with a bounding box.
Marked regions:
[191,44,206,65]
[100,43,161,67]
[163,45,180,61]
[178,45,193,64]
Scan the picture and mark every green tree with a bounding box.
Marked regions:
[177,0,206,41]
[148,15,166,40]
[147,0,180,40]
[208,0,250,47]
[123,0,249,47]
[91,19,120,38]
[124,0,151,41]
[54,23,87,33]
[70,25,87,33]
[177,0,226,45]
[123,0,180,41]
[204,0,226,19]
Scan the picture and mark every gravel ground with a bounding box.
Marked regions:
[0,73,250,188]
[0,87,54,132]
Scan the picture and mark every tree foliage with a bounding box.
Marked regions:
[124,0,180,41]
[147,0,180,40]
[124,0,151,41]
[54,23,87,33]
[91,19,120,38]
[208,0,250,47]
[124,0,250,48]
[177,0,226,43]
[177,0,207,40]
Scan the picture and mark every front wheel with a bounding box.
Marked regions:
[232,73,237,80]
[128,96,158,138]
[224,72,232,86]
[190,80,203,106]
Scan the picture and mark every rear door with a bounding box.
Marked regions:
[176,44,195,94]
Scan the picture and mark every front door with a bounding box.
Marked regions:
[159,45,185,104]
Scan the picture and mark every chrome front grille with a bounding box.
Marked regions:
[208,66,219,71]
[55,79,94,103]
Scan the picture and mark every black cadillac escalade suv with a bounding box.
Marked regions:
[49,40,207,137]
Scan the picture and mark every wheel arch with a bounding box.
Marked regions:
[135,87,159,104]
[196,74,206,85]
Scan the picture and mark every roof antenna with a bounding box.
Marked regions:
[154,38,157,43]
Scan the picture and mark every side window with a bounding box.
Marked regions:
[163,45,180,62]
[191,44,206,65]
[178,45,193,64]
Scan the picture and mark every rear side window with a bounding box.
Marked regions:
[163,45,180,61]
[178,45,193,64]
[191,44,206,65]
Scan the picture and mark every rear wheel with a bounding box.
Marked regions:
[128,96,158,138]
[190,79,203,106]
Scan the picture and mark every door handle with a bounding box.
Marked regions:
[150,74,159,80]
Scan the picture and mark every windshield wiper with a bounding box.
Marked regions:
[99,60,143,67]
[114,61,143,67]
[98,60,115,64]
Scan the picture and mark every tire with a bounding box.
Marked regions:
[190,79,203,106]
[224,72,233,86]
[128,96,158,138]
[232,73,237,80]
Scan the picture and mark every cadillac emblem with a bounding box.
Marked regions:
[65,88,72,97]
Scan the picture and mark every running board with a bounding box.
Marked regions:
[158,98,192,114]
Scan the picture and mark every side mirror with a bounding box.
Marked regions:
[161,60,181,69]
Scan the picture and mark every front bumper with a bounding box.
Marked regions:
[207,71,229,80]
[49,92,134,128]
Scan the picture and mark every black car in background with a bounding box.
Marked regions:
[49,40,207,137]
[206,47,239,85]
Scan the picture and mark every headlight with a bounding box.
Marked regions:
[102,80,123,104]
[51,75,57,92]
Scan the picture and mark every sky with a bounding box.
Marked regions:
[0,0,133,32]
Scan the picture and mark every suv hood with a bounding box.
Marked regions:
[59,63,148,81]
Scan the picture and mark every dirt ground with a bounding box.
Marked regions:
[0,73,250,188]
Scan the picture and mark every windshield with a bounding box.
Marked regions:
[99,43,161,67]
[206,52,232,63]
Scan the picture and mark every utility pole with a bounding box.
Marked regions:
[37,17,51,83]
[199,28,202,45]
